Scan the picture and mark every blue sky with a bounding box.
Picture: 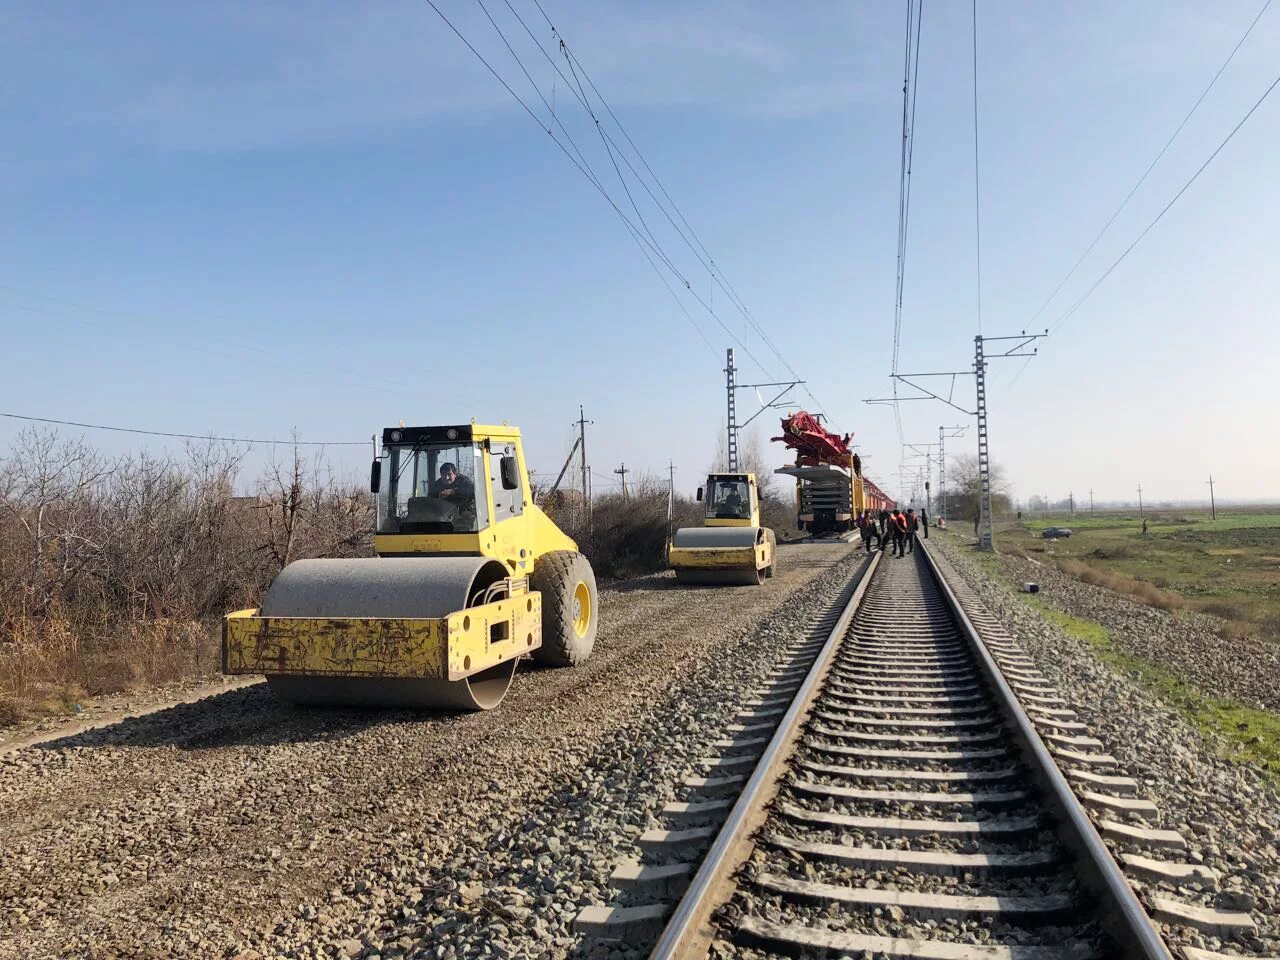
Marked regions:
[2,1,1277,505]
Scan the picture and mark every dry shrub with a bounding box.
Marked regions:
[1195,598,1242,620]
[0,428,372,721]
[1088,544,1131,561]
[1213,619,1257,644]
[1056,558,1184,611]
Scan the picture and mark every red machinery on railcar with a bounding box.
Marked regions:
[772,412,892,535]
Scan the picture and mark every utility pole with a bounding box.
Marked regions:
[1207,475,1217,520]
[1069,491,1074,517]
[973,333,1046,550]
[576,405,592,538]
[905,441,941,515]
[1137,484,1144,518]
[937,425,965,524]
[1089,488,1094,515]
[724,348,739,472]
[867,330,1045,552]
[666,460,677,557]
[723,345,805,473]
[615,463,630,500]
[975,338,995,548]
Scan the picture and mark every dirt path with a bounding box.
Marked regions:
[0,542,857,960]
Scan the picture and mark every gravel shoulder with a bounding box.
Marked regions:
[932,533,1280,957]
[0,542,858,960]
[0,676,261,756]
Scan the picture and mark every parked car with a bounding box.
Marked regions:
[1042,527,1073,539]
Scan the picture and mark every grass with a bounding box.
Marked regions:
[996,508,1280,640]
[1021,593,1280,778]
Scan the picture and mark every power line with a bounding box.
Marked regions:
[0,412,365,446]
[426,0,726,360]
[892,0,924,378]
[441,0,778,376]
[971,0,983,335]
[1028,0,1273,329]
[505,0,828,411]
[890,0,923,452]
[1050,64,1280,335]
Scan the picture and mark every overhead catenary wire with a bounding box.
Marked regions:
[437,0,778,377]
[428,0,728,360]
[502,0,829,413]
[891,0,923,379]
[0,412,366,446]
[470,0,719,356]
[1027,0,1273,329]
[971,0,983,335]
[890,0,923,453]
[1049,64,1280,336]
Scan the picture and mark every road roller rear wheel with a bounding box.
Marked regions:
[531,550,597,667]
[764,563,775,579]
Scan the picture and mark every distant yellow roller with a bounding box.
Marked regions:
[222,423,598,711]
[669,473,776,586]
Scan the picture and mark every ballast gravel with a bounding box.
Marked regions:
[0,541,859,960]
[932,534,1280,958]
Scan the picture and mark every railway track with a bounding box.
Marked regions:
[578,539,1196,959]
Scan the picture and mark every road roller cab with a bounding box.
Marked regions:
[222,423,599,711]
[668,473,777,586]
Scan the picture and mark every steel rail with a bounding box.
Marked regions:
[916,537,1171,960]
[647,548,882,960]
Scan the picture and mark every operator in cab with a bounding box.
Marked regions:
[430,462,475,508]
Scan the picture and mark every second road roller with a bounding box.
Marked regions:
[222,422,597,711]
[668,472,776,586]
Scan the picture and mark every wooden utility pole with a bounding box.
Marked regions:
[1207,475,1217,520]
[666,460,677,558]
[1137,484,1144,518]
[1089,488,1094,515]
[576,405,592,537]
[615,463,630,500]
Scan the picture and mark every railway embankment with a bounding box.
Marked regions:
[934,533,1280,956]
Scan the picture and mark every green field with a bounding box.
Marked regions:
[995,509,1280,639]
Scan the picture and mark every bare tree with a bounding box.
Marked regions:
[709,424,776,498]
[944,454,1013,522]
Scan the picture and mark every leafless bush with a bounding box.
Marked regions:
[1056,557,1184,611]
[0,428,372,721]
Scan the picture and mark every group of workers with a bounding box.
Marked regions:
[855,506,928,557]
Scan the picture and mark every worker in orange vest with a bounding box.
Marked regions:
[891,508,909,557]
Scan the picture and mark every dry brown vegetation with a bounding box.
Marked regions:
[1054,557,1185,611]
[0,429,372,722]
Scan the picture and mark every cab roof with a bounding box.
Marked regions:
[382,423,521,445]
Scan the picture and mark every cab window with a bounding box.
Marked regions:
[707,479,751,519]
[377,442,490,534]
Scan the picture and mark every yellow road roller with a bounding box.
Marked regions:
[223,422,598,710]
[668,473,776,586]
